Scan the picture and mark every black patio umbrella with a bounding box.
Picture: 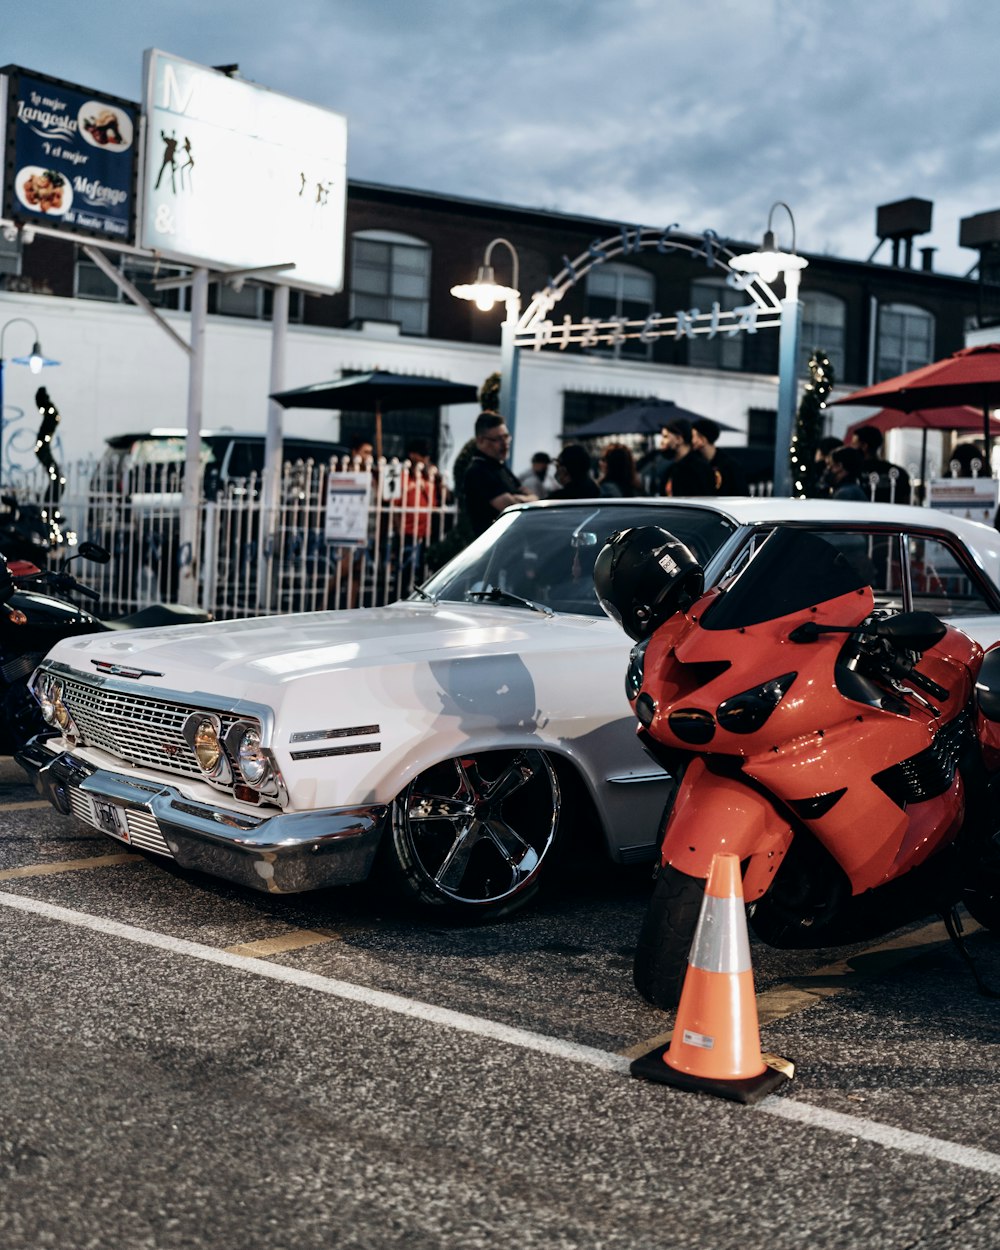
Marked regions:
[270,370,480,457]
[562,397,733,440]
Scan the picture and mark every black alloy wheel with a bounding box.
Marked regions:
[388,748,561,919]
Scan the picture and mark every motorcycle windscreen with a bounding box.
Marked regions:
[700,527,870,631]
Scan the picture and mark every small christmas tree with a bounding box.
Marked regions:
[479,371,501,413]
[790,349,834,498]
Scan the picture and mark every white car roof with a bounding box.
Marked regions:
[528,495,1000,586]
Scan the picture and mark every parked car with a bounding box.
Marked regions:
[86,429,349,601]
[18,497,1000,919]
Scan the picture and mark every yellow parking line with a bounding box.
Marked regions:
[0,853,142,881]
[619,916,981,1060]
[224,929,341,957]
[2,800,52,811]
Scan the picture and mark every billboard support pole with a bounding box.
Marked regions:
[258,283,289,612]
[178,266,208,607]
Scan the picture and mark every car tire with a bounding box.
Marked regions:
[385,748,561,920]
[632,864,705,1009]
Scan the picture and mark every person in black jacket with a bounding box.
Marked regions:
[461,413,536,536]
[691,417,747,495]
[551,443,601,498]
[850,425,911,504]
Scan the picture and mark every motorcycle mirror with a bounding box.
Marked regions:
[77,542,112,565]
[873,611,946,653]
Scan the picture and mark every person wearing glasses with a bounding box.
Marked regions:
[462,412,537,536]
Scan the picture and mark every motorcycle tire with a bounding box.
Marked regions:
[963,874,1000,932]
[633,864,705,1010]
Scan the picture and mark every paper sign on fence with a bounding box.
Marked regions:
[325,472,372,546]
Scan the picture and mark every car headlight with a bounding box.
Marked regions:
[32,673,73,732]
[183,713,230,781]
[34,673,57,725]
[233,724,267,786]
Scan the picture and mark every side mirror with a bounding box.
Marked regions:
[77,541,112,565]
[873,610,946,653]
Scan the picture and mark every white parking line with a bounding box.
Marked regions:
[0,891,628,1075]
[3,888,999,1178]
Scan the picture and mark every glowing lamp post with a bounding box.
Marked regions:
[451,237,522,460]
[731,203,807,497]
[0,317,59,486]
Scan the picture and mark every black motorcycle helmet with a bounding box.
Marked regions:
[594,526,704,641]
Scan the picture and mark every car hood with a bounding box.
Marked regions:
[45,601,612,692]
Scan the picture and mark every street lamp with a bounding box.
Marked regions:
[0,317,59,486]
[731,203,808,497]
[451,237,522,459]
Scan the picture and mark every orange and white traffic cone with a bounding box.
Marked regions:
[630,852,791,1103]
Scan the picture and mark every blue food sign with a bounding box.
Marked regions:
[2,66,137,242]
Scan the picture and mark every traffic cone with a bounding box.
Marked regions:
[630,852,791,1103]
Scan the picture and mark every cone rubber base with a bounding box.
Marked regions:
[630,1045,791,1104]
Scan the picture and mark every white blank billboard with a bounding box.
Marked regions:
[140,50,347,293]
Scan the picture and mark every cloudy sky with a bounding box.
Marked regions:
[5,0,994,276]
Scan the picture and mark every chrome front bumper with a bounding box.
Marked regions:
[16,738,389,894]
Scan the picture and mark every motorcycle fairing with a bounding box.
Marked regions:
[639,580,984,895]
[660,755,792,900]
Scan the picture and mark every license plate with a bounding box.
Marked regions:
[92,798,130,844]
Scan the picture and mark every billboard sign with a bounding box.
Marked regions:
[1,65,137,243]
[140,51,347,293]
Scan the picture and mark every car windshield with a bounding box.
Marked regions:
[419,502,736,616]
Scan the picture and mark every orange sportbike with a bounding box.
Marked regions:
[595,525,1000,1009]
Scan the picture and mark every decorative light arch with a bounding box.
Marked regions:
[513,225,784,353]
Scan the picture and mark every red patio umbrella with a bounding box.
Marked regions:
[843,405,1000,438]
[843,405,1000,486]
[833,343,1000,459]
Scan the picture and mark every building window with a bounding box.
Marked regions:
[800,292,846,382]
[585,262,654,359]
[350,230,430,335]
[877,303,934,380]
[0,231,21,278]
[687,279,745,370]
[74,250,186,309]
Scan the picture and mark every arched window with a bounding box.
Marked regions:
[350,230,431,335]
[585,262,654,359]
[800,292,846,382]
[877,303,934,380]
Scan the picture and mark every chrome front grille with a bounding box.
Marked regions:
[59,674,247,783]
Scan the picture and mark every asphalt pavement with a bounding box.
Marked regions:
[1,755,999,1250]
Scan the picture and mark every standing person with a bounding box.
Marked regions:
[550,444,601,498]
[691,417,747,495]
[850,425,911,503]
[661,418,716,497]
[808,436,843,498]
[397,438,436,583]
[520,451,556,498]
[828,446,867,500]
[461,413,536,536]
[637,428,672,495]
[598,443,644,497]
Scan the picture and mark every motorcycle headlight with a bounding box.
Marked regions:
[625,639,649,702]
[183,713,229,780]
[716,672,797,735]
[233,724,268,787]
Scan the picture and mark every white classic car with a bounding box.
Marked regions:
[17,497,1000,918]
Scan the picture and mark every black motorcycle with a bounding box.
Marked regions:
[0,542,210,753]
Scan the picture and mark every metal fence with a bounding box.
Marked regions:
[5,456,458,620]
